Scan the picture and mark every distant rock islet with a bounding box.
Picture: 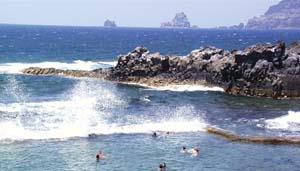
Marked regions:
[104,19,117,27]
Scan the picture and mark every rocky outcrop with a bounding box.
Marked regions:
[161,12,191,28]
[206,126,300,145]
[218,23,245,30]
[22,41,300,98]
[22,67,110,78]
[104,20,117,27]
[246,0,300,29]
[107,41,300,98]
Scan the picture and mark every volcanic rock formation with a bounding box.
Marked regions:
[161,12,191,28]
[104,20,117,27]
[23,41,300,98]
[246,0,300,29]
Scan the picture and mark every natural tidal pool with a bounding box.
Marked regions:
[1,25,300,170]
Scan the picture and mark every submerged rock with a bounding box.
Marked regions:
[206,126,300,145]
[22,40,300,98]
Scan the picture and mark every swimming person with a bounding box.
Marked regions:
[96,149,105,161]
[181,147,200,156]
[189,148,200,157]
[181,146,188,153]
[152,132,158,138]
[159,162,166,171]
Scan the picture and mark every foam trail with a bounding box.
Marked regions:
[125,83,224,92]
[0,116,206,141]
[0,60,117,74]
[264,111,300,131]
[95,119,206,135]
[98,61,118,67]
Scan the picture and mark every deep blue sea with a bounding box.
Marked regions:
[1,24,300,171]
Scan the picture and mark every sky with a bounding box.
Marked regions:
[0,0,281,28]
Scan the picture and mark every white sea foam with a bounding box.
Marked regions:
[93,119,206,135]
[98,61,118,67]
[0,60,117,74]
[264,111,300,131]
[0,102,206,141]
[125,83,224,92]
[0,78,207,142]
[0,117,206,141]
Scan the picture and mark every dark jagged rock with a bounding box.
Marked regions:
[22,41,300,98]
[161,12,191,28]
[104,20,117,27]
[206,126,300,145]
[246,0,300,29]
[107,41,300,98]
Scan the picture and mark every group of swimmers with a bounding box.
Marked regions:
[96,131,200,170]
[152,131,170,138]
[181,146,200,156]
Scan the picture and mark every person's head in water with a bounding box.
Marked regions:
[96,154,100,161]
[182,146,186,150]
[96,149,103,161]
[152,132,157,137]
[159,162,166,171]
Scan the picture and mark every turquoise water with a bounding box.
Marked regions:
[1,25,300,170]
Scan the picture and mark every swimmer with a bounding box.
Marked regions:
[190,148,200,157]
[159,162,166,171]
[152,132,158,138]
[182,147,200,156]
[180,146,188,153]
[88,133,97,138]
[96,149,105,161]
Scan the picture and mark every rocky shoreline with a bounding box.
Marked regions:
[23,41,300,99]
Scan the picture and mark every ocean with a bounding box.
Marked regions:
[1,24,300,171]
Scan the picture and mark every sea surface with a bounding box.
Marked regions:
[1,25,300,171]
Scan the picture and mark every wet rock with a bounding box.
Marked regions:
[22,41,300,98]
[22,67,109,78]
[206,126,300,145]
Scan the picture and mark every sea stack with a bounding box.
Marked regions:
[246,0,300,29]
[104,19,117,27]
[161,12,191,28]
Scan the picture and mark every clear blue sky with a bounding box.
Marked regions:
[0,0,281,27]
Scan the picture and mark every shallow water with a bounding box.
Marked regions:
[1,25,300,171]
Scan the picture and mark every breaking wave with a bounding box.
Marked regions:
[0,77,206,143]
[264,111,300,132]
